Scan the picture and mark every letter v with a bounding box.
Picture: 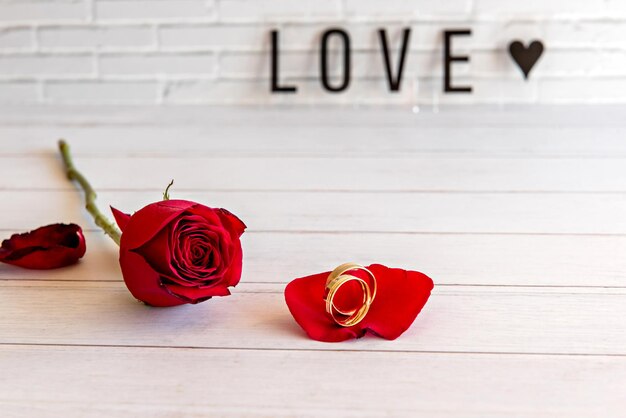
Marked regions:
[378,28,411,92]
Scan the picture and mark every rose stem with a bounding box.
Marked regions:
[58,139,122,246]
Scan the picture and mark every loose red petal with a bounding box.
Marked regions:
[284,264,433,342]
[284,271,366,342]
[0,223,86,270]
[360,265,434,340]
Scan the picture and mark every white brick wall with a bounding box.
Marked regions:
[39,25,155,50]
[0,0,624,105]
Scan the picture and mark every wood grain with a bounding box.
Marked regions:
[1,106,625,417]
[1,281,624,355]
[2,231,626,287]
[5,156,626,192]
[0,189,624,234]
[1,105,625,127]
[2,345,624,418]
[3,125,626,158]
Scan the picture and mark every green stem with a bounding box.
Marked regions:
[58,140,121,246]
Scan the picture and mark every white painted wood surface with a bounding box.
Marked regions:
[0,105,625,417]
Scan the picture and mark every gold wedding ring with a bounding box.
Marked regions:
[324,263,377,327]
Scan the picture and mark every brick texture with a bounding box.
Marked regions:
[0,0,622,104]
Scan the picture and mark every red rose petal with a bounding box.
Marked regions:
[120,199,195,250]
[192,205,245,288]
[284,264,433,342]
[284,271,366,342]
[165,282,231,302]
[110,206,131,232]
[216,208,247,236]
[0,223,86,270]
[134,225,173,277]
[223,237,243,287]
[360,265,434,340]
[214,208,245,287]
[119,248,184,307]
[331,279,365,313]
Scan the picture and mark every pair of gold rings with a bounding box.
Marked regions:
[324,263,377,327]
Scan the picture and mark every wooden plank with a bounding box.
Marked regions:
[1,344,624,417]
[6,155,626,192]
[1,104,625,127]
[3,125,626,158]
[2,231,626,287]
[2,105,625,417]
[1,190,625,234]
[1,281,624,355]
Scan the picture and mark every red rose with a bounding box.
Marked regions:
[285,264,433,342]
[0,223,86,270]
[111,200,246,307]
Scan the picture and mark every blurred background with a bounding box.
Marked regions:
[0,0,624,106]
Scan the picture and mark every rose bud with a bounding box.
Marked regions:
[111,200,246,307]
[0,223,86,269]
[59,141,246,307]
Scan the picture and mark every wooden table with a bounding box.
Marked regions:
[1,105,625,417]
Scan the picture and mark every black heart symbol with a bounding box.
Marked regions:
[508,40,544,79]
